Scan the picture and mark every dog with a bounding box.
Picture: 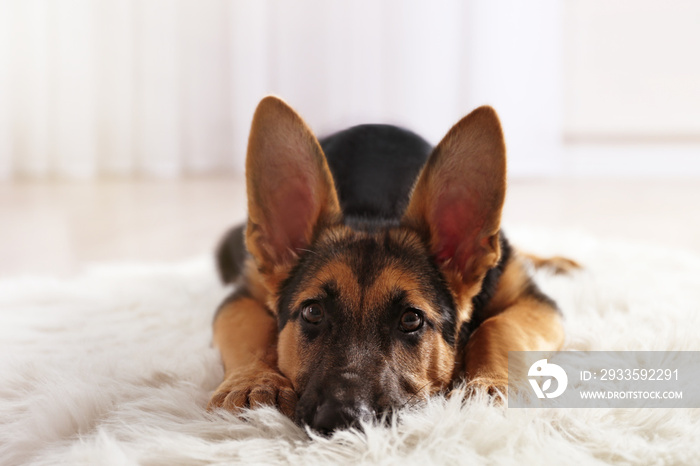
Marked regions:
[207,96,577,434]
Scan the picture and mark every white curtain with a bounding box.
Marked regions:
[0,0,562,179]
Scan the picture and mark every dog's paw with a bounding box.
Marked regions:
[465,376,509,401]
[207,365,297,418]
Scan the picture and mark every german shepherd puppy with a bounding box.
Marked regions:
[208,96,574,434]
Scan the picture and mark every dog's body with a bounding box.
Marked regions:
[208,97,574,434]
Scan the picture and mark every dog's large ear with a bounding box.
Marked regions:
[402,106,506,299]
[245,96,340,287]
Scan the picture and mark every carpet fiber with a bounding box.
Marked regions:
[2,227,699,465]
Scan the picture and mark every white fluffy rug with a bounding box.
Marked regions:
[2,226,700,465]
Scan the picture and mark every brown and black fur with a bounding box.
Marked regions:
[208,96,575,434]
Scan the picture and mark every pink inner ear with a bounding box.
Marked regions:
[266,178,318,259]
[431,193,482,270]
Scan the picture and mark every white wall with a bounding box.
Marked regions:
[564,0,700,140]
[563,0,700,176]
[0,0,697,179]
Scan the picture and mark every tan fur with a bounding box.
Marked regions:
[365,266,438,322]
[390,337,454,401]
[212,297,277,372]
[422,334,457,391]
[240,258,277,311]
[463,297,564,393]
[455,253,566,392]
[277,322,303,390]
[521,252,581,275]
[288,259,361,312]
[483,256,534,313]
[208,296,297,418]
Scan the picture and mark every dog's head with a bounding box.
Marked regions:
[245,96,506,434]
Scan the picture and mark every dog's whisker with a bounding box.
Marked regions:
[399,381,432,412]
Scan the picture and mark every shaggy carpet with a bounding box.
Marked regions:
[1,226,699,465]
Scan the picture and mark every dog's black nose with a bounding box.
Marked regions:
[310,401,373,435]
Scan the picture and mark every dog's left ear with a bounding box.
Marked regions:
[403,106,506,295]
[245,96,341,289]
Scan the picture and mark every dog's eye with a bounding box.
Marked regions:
[302,303,324,324]
[399,309,423,332]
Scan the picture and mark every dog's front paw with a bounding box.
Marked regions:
[207,365,297,418]
[466,376,508,399]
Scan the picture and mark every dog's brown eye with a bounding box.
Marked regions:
[399,309,423,332]
[302,303,324,324]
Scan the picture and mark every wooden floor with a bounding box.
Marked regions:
[1,176,698,277]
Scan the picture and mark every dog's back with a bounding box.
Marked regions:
[321,124,432,221]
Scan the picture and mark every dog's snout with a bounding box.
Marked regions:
[310,400,373,435]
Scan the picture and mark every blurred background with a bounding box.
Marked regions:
[0,0,699,276]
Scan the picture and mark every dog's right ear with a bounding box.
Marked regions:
[402,106,507,311]
[245,96,341,290]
